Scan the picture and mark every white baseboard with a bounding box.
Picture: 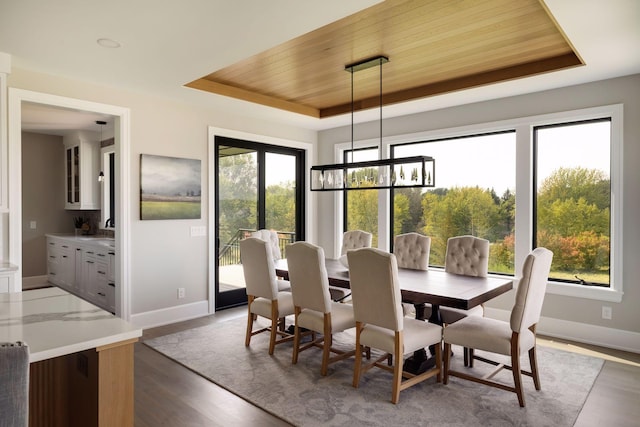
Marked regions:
[484,307,640,354]
[131,300,210,331]
[22,275,48,289]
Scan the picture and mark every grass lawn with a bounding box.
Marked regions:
[141,201,201,220]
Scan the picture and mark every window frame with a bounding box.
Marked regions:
[337,104,623,303]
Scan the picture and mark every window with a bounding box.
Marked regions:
[100,148,115,229]
[534,119,611,287]
[392,132,516,274]
[338,104,622,302]
[343,147,380,246]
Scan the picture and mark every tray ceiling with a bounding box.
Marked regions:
[186,0,583,118]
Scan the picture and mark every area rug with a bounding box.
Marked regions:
[144,317,603,427]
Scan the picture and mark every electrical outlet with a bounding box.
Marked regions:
[30,221,37,229]
[602,306,612,320]
[177,288,185,299]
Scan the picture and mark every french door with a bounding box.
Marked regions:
[215,136,305,309]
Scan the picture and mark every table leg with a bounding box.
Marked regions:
[403,303,442,374]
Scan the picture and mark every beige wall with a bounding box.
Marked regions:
[8,67,316,317]
[21,132,67,277]
[318,74,640,341]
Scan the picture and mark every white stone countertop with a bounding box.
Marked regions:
[0,287,141,363]
[46,233,115,249]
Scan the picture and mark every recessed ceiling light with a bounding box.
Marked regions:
[97,38,121,48]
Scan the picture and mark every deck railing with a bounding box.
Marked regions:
[218,228,295,266]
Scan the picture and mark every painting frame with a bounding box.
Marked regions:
[140,154,202,220]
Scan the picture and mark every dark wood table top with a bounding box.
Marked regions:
[275,257,513,311]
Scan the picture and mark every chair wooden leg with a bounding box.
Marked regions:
[245,297,255,347]
[463,347,469,366]
[268,300,279,355]
[292,308,301,364]
[529,345,541,390]
[352,322,363,388]
[511,335,525,407]
[443,343,451,384]
[469,348,475,367]
[321,313,332,376]
[391,332,403,404]
[435,339,442,383]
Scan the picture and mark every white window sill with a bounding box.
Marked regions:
[546,281,623,303]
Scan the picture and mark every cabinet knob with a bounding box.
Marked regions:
[98,292,106,297]
[108,283,115,287]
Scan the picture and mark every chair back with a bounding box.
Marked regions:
[510,247,554,333]
[286,242,332,313]
[393,232,430,270]
[250,229,281,260]
[341,230,373,256]
[348,248,403,332]
[0,342,29,427]
[240,237,279,300]
[445,235,490,277]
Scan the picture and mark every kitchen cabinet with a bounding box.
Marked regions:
[46,235,115,313]
[64,131,100,210]
[46,238,76,290]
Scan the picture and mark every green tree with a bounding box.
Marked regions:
[393,193,410,236]
[537,167,610,283]
[538,167,610,209]
[422,187,500,265]
[218,153,257,247]
[265,183,296,233]
[346,185,379,246]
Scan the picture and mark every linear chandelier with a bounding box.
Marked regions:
[310,55,435,191]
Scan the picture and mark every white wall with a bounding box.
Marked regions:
[7,67,316,325]
[318,74,640,350]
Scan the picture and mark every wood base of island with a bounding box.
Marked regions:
[29,338,138,427]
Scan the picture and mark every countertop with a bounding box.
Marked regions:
[0,287,141,362]
[46,233,115,249]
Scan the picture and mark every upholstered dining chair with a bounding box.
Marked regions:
[286,241,356,375]
[348,248,442,404]
[250,229,290,291]
[0,342,29,427]
[443,247,553,407]
[240,237,295,355]
[393,232,431,316]
[393,232,431,271]
[440,235,490,322]
[433,235,490,364]
[330,230,373,302]
[250,229,281,260]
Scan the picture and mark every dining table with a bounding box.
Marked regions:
[274,257,514,374]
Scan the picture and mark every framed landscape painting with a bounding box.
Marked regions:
[140,154,202,220]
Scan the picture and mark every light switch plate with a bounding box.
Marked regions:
[30,221,37,229]
[190,226,207,237]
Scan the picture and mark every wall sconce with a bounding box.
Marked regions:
[98,171,104,182]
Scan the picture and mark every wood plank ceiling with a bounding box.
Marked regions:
[186,0,582,119]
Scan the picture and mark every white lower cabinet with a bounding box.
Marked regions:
[47,236,115,313]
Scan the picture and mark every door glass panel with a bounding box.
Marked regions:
[217,146,257,298]
[265,152,297,257]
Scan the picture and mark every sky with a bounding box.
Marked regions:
[141,154,202,196]
[264,120,611,195]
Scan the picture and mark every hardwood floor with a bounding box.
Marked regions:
[135,307,640,427]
